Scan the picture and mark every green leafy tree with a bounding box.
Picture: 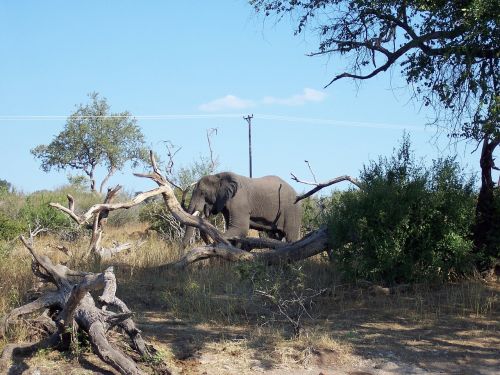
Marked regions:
[31,92,148,193]
[251,0,499,265]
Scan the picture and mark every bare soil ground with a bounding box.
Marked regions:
[2,228,498,374]
[5,280,499,375]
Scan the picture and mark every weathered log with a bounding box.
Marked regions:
[227,236,288,251]
[162,227,330,269]
[1,236,170,375]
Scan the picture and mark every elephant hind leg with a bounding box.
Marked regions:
[284,223,301,242]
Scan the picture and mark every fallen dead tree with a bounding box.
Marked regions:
[50,151,335,268]
[135,152,332,268]
[163,227,330,269]
[1,236,170,375]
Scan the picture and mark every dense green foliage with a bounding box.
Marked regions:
[301,195,337,235]
[0,185,103,244]
[21,192,77,231]
[0,212,25,242]
[31,92,148,193]
[325,138,477,283]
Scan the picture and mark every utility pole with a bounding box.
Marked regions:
[243,114,253,178]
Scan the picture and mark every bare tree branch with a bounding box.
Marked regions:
[291,174,362,202]
[163,140,182,176]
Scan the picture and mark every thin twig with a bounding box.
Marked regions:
[206,128,218,173]
[304,160,317,183]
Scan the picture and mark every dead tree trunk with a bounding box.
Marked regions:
[165,227,330,269]
[1,236,170,375]
[50,185,132,259]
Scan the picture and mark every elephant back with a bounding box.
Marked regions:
[248,175,300,213]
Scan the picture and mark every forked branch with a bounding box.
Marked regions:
[292,173,362,203]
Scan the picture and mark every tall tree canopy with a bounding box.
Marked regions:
[32,92,148,193]
[251,0,499,263]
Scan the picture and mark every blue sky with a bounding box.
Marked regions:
[0,1,482,195]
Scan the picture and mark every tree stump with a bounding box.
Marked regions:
[0,236,171,375]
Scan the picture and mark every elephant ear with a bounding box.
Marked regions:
[214,174,238,213]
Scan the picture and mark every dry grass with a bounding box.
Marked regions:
[0,223,498,374]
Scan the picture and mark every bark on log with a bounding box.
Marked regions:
[1,236,170,375]
[162,227,330,269]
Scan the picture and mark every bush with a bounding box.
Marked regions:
[0,187,25,241]
[0,212,25,241]
[236,261,324,337]
[0,184,145,243]
[301,195,338,234]
[326,136,476,283]
[0,179,12,194]
[19,191,74,232]
[139,199,185,242]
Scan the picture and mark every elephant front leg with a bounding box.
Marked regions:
[223,210,250,239]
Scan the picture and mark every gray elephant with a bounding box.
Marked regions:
[182,172,302,247]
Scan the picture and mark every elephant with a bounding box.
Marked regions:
[182,172,302,247]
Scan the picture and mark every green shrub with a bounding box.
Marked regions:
[0,212,25,241]
[301,195,339,234]
[19,191,73,232]
[0,179,12,194]
[0,184,140,242]
[139,199,185,241]
[326,136,476,283]
[0,188,26,241]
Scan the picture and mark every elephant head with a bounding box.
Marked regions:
[181,173,238,248]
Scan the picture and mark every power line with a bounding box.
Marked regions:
[0,113,428,131]
[0,114,244,120]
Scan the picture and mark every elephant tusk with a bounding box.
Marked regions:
[192,210,201,217]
